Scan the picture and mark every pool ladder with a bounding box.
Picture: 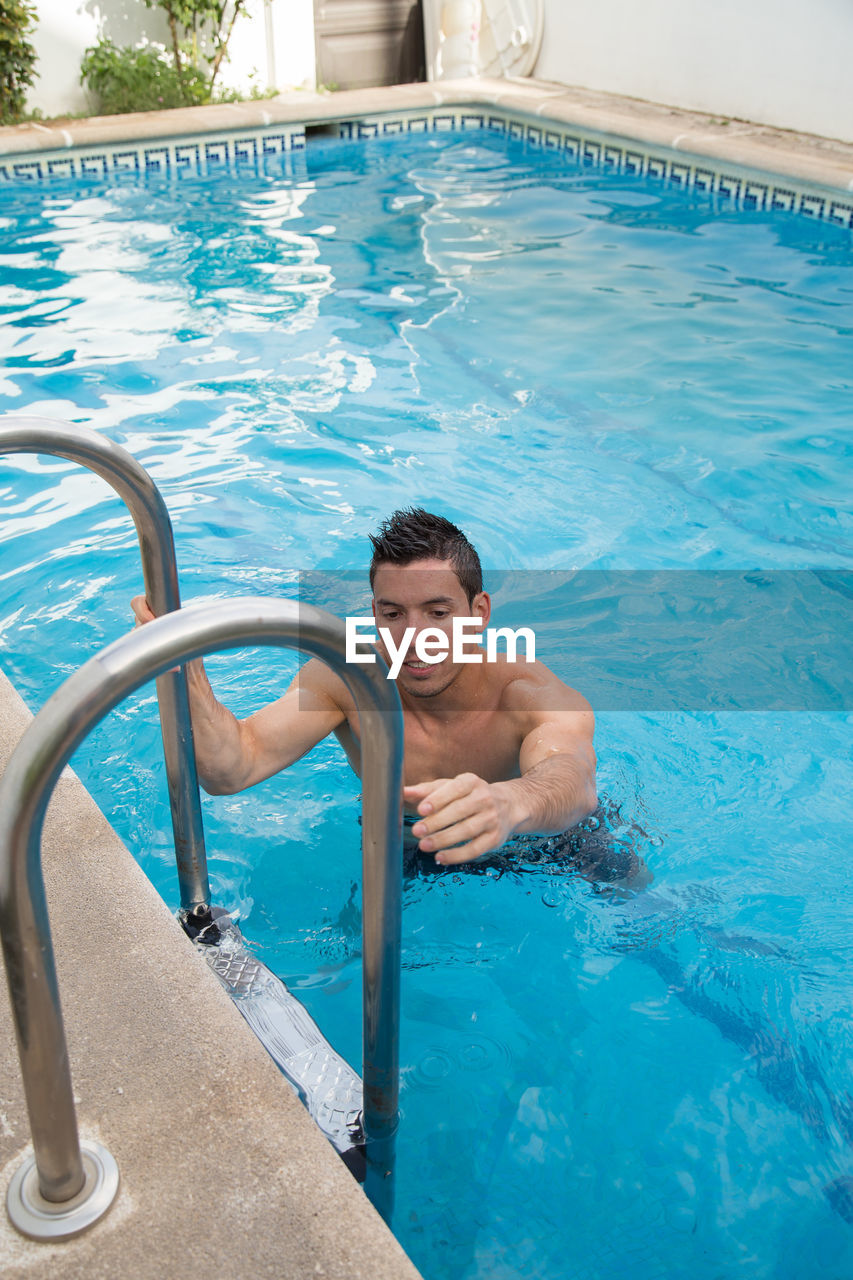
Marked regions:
[0,416,404,1237]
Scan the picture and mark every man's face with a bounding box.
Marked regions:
[371,557,490,699]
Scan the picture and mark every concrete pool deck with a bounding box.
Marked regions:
[2,76,853,194]
[0,672,421,1280]
[1,72,852,1276]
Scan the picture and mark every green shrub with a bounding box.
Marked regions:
[80,1,252,117]
[0,0,38,125]
[80,38,209,115]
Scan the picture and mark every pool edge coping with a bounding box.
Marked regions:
[2,76,853,196]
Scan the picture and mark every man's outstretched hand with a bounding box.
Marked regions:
[404,773,518,864]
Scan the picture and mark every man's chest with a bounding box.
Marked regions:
[402,710,522,786]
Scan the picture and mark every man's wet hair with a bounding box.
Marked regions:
[369,507,483,603]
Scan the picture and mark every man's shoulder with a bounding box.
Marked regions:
[295,656,356,716]
[496,657,593,717]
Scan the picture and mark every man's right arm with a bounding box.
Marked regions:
[131,596,348,795]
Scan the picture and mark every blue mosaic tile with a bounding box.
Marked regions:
[743,180,769,209]
[2,126,306,185]
[769,187,795,210]
[0,109,849,231]
[145,145,172,172]
[261,132,289,154]
[113,150,140,174]
[12,159,43,180]
[828,201,853,228]
[717,174,742,201]
[582,140,602,166]
[204,139,231,165]
[233,136,259,163]
[80,154,109,179]
[178,142,202,168]
[801,193,826,218]
[46,157,76,180]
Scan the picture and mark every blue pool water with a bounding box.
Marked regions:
[1,129,853,1278]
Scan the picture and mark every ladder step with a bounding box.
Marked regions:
[194,913,365,1168]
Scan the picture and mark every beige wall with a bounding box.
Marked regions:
[533,0,853,144]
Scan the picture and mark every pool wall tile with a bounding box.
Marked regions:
[2,103,852,230]
[0,124,306,184]
[320,107,853,228]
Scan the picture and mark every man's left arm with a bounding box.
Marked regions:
[406,689,597,865]
[507,716,598,836]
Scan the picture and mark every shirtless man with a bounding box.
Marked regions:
[131,508,597,866]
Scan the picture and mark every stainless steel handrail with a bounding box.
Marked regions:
[0,414,210,917]
[0,597,403,1233]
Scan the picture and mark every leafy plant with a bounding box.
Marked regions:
[81,1,251,116]
[147,0,249,96]
[80,38,207,115]
[0,0,38,125]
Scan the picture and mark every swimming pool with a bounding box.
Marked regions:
[1,125,853,1278]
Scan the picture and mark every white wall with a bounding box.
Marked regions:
[27,1,164,117]
[27,0,316,119]
[23,0,852,142]
[216,0,316,98]
[534,0,853,144]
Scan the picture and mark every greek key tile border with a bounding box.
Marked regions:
[336,108,853,230]
[2,106,851,229]
[0,125,306,185]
